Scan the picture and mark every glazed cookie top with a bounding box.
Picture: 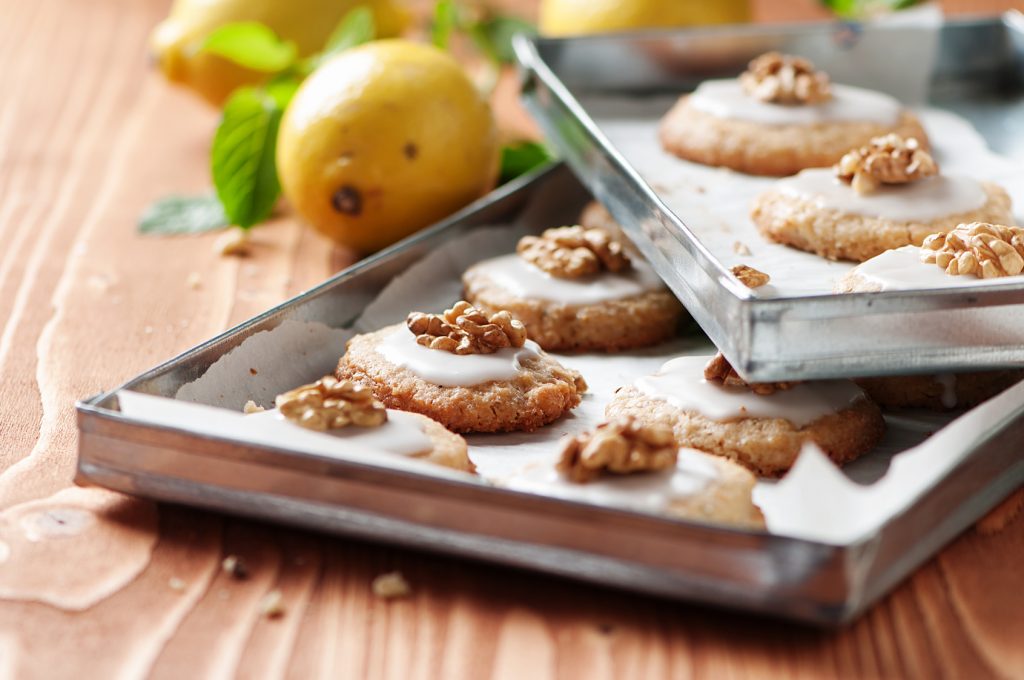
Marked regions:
[635,355,866,426]
[375,301,542,387]
[469,224,665,305]
[507,448,723,513]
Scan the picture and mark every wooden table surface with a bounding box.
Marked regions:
[2,0,1023,677]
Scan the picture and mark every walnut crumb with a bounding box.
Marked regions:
[732,241,752,256]
[242,400,264,414]
[407,300,526,355]
[835,134,937,195]
[739,52,831,105]
[558,416,678,483]
[372,571,412,599]
[731,264,770,288]
[517,225,631,279]
[703,352,798,395]
[186,272,202,290]
[215,229,250,257]
[221,555,249,579]
[259,589,285,618]
[920,222,1024,279]
[275,376,386,430]
[168,577,186,592]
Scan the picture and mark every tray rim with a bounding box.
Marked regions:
[512,14,1024,381]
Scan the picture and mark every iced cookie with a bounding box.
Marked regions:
[335,301,586,433]
[270,376,475,472]
[462,225,684,352]
[752,135,1013,262]
[853,371,1024,411]
[544,416,764,528]
[605,353,885,477]
[836,223,1024,291]
[659,52,928,176]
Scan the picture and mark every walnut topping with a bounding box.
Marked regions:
[703,352,798,396]
[731,264,770,288]
[407,300,527,355]
[557,416,678,483]
[275,376,386,430]
[517,225,631,279]
[739,52,831,105]
[835,134,937,195]
[920,222,1024,279]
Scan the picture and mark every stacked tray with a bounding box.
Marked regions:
[78,17,1024,624]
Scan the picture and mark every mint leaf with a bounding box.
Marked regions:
[201,22,298,73]
[499,140,554,184]
[431,0,459,50]
[468,15,536,64]
[138,194,229,235]
[323,6,376,58]
[211,87,285,229]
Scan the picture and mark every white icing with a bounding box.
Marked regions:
[505,448,720,512]
[936,373,958,409]
[851,245,1024,291]
[246,409,432,456]
[375,326,541,387]
[635,355,865,427]
[776,169,987,221]
[471,254,665,305]
[688,79,903,126]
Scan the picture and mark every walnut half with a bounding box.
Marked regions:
[276,376,387,430]
[517,225,631,279]
[703,352,798,396]
[407,300,527,355]
[835,134,937,195]
[739,52,832,105]
[557,416,678,483]
[920,222,1024,279]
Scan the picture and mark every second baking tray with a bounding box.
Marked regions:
[515,15,1024,381]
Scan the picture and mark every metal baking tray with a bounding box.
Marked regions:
[514,14,1024,381]
[76,163,1024,625]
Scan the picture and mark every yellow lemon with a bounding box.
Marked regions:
[277,40,500,254]
[151,0,409,106]
[539,0,750,36]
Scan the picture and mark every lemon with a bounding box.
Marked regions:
[277,40,500,254]
[539,0,750,36]
[151,0,409,106]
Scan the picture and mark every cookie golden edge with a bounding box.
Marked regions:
[665,451,766,529]
[408,411,476,472]
[605,386,886,477]
[336,324,584,433]
[658,95,929,177]
[462,266,684,352]
[751,181,1012,262]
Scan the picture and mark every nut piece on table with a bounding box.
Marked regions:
[407,300,527,355]
[835,134,937,195]
[920,222,1024,279]
[731,264,770,288]
[275,376,387,430]
[739,52,832,105]
[517,225,631,279]
[703,352,798,396]
[558,416,678,483]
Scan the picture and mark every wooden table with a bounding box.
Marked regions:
[1,0,1022,677]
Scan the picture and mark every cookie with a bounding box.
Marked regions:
[605,355,885,477]
[507,447,765,529]
[854,371,1024,411]
[463,225,684,352]
[336,320,585,433]
[751,177,1012,262]
[835,244,1024,293]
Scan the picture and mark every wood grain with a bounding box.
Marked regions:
[0,0,1022,678]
